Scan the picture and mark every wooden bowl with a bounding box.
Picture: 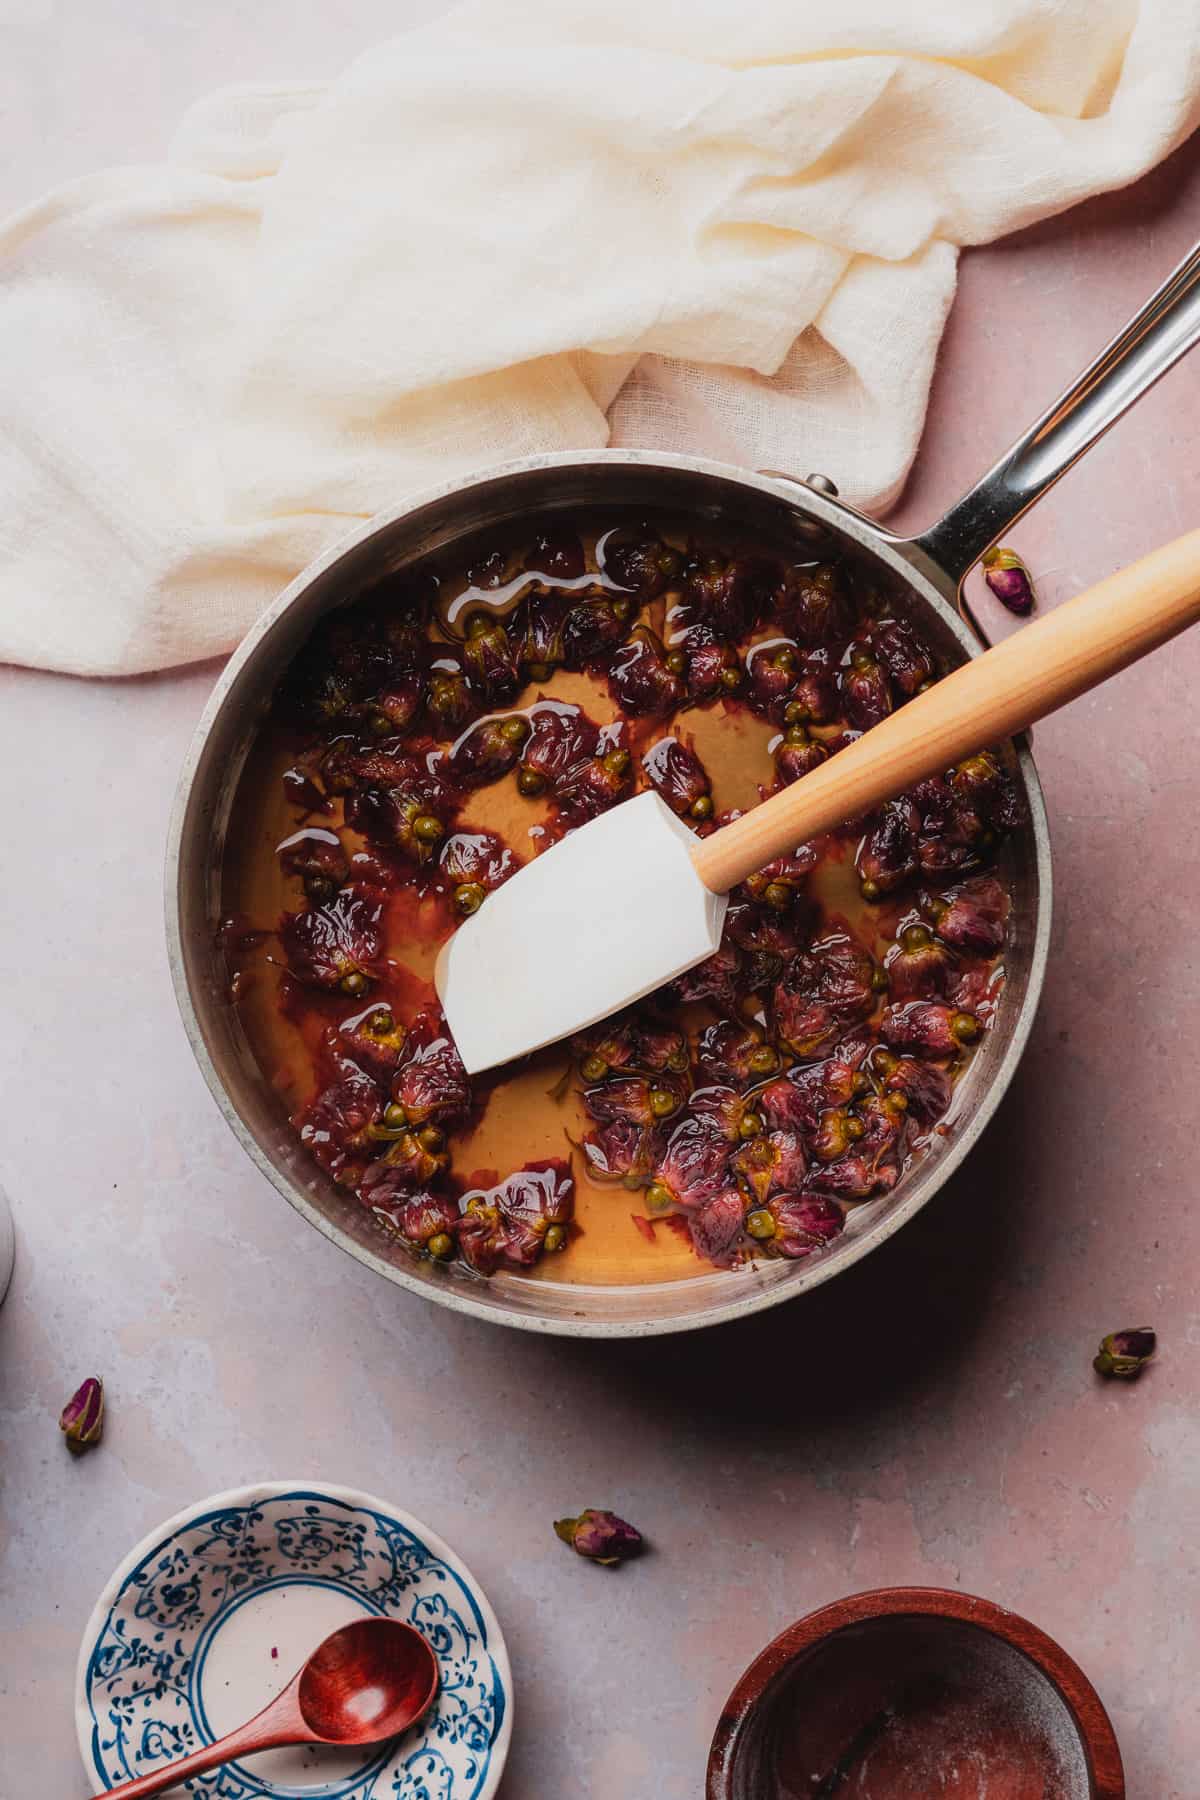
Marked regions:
[707,1588,1123,1799]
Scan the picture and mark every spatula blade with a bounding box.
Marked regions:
[435,790,727,1075]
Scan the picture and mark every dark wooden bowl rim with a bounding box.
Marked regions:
[705,1585,1124,1800]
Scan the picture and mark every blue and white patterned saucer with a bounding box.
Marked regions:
[75,1482,512,1800]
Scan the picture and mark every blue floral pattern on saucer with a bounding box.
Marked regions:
[76,1483,511,1799]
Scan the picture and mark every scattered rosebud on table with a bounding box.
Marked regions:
[1094,1327,1156,1380]
[554,1509,643,1566]
[981,546,1037,616]
[59,1376,104,1452]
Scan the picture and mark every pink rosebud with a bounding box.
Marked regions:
[982,546,1036,616]
[554,1509,643,1565]
[1094,1327,1156,1380]
[59,1376,104,1452]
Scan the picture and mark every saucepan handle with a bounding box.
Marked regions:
[907,239,1200,591]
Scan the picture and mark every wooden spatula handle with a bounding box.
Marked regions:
[691,529,1200,896]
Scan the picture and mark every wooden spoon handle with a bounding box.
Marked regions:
[94,1706,307,1799]
[691,529,1200,896]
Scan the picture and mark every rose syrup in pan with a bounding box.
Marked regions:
[221,516,1015,1288]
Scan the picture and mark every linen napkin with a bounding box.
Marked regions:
[2,0,1199,676]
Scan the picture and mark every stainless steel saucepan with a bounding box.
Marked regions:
[167,243,1200,1337]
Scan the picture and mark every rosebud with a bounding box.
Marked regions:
[608,628,685,717]
[774,727,829,787]
[642,735,712,821]
[60,1377,104,1452]
[463,614,521,705]
[553,1508,643,1565]
[426,665,474,736]
[884,924,954,1001]
[842,651,892,729]
[982,546,1036,616]
[1094,1327,1156,1380]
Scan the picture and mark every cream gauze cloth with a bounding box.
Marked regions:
[3,0,1199,675]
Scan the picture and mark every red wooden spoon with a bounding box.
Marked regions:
[95,1618,440,1799]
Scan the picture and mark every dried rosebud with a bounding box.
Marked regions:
[772,933,878,1059]
[599,526,682,599]
[683,550,778,639]
[389,1192,460,1260]
[319,736,393,797]
[460,1160,574,1272]
[1094,1327,1156,1380]
[643,736,712,822]
[777,564,854,649]
[870,618,934,697]
[633,1018,690,1076]
[347,786,447,867]
[774,726,829,787]
[392,1010,471,1127]
[677,625,742,701]
[366,670,424,736]
[842,650,892,729]
[277,827,350,904]
[561,597,625,669]
[446,714,529,788]
[60,1377,104,1452]
[369,1129,448,1190]
[854,1091,910,1175]
[297,1070,385,1183]
[741,844,818,913]
[857,800,919,900]
[881,1000,980,1059]
[426,664,475,736]
[910,774,987,878]
[462,613,522,705]
[949,752,1023,834]
[884,924,954,1002]
[439,829,520,905]
[515,702,595,794]
[584,1074,687,1129]
[881,1053,952,1126]
[689,1084,767,1146]
[331,1003,408,1081]
[747,640,799,718]
[666,943,745,1014]
[923,876,1007,955]
[609,628,685,717]
[652,1111,734,1209]
[281,890,384,993]
[724,898,803,968]
[809,1106,865,1163]
[516,588,567,678]
[696,1020,780,1089]
[564,742,635,823]
[573,1015,641,1081]
[554,1508,643,1565]
[582,1119,665,1189]
[784,654,840,726]
[690,1189,748,1265]
[760,1058,864,1134]
[982,546,1036,616]
[731,1127,807,1204]
[763,1192,843,1259]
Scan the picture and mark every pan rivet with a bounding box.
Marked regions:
[805,472,839,497]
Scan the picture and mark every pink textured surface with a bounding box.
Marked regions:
[2,28,1200,1796]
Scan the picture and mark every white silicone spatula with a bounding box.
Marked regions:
[437,530,1200,1074]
